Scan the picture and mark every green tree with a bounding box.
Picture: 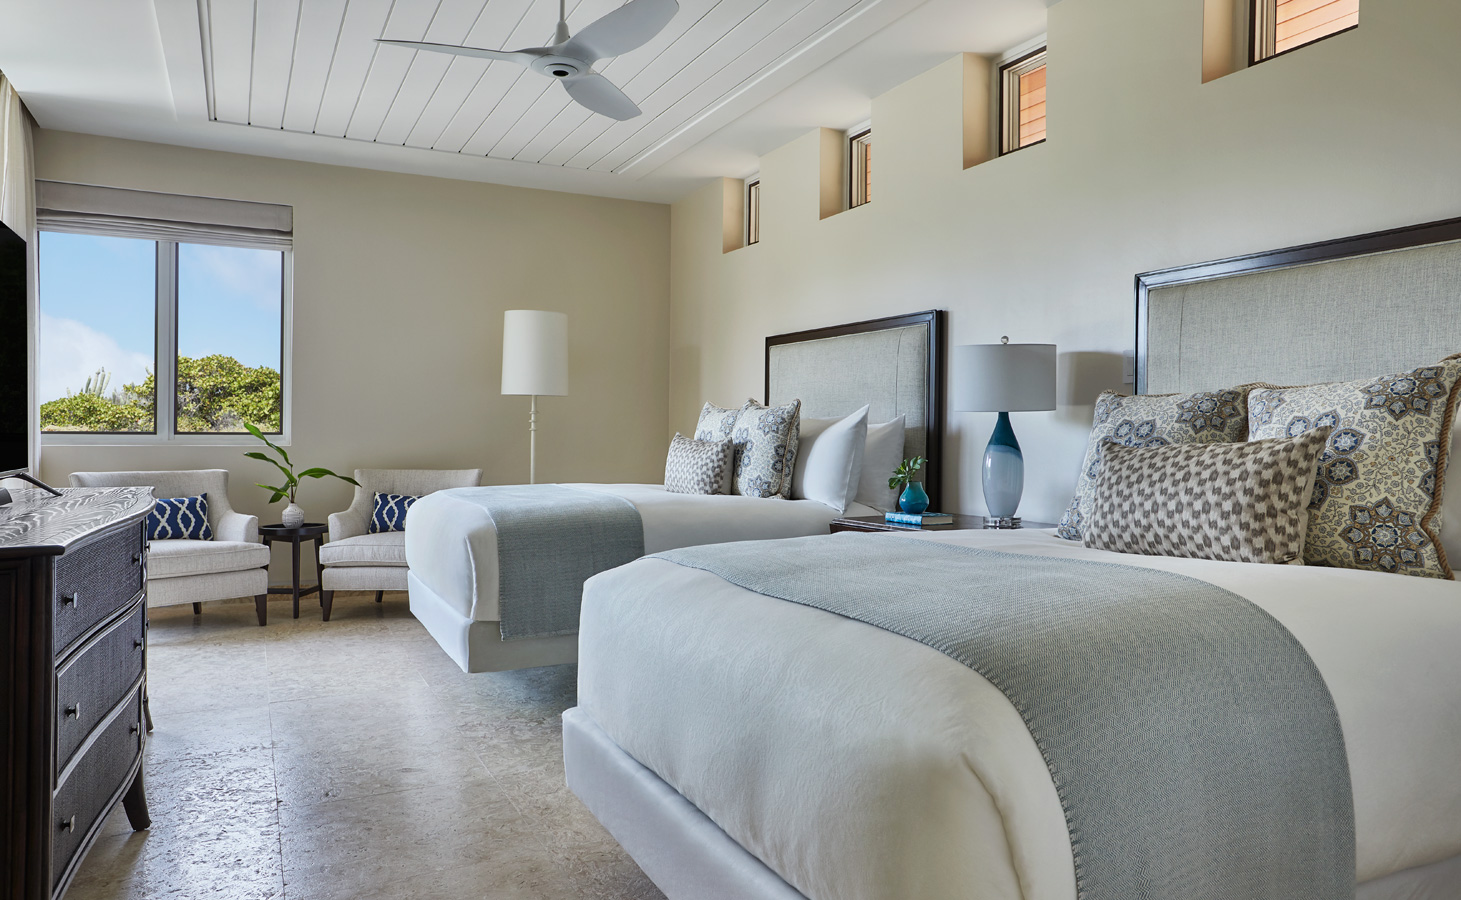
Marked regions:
[40,356,282,433]
[174,354,281,433]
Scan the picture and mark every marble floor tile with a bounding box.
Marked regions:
[277,779,542,900]
[68,817,285,900]
[144,703,274,763]
[70,598,664,900]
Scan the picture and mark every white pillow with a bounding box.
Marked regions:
[855,416,907,512]
[792,406,869,512]
[1442,423,1461,569]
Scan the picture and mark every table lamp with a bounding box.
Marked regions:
[952,338,1056,527]
[502,310,568,484]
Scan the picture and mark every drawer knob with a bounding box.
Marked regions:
[134,638,144,650]
[59,816,75,833]
[61,592,79,608]
[129,724,140,735]
[64,704,80,719]
[132,552,143,566]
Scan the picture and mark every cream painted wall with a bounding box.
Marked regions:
[34,130,669,582]
[669,0,1461,523]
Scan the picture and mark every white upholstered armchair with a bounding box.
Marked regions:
[68,469,272,626]
[319,468,482,621]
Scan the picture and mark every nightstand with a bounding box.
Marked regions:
[830,514,1058,534]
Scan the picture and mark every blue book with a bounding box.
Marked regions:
[884,511,954,526]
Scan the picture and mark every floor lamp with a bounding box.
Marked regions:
[502,310,568,485]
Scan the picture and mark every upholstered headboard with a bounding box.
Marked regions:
[1136,217,1461,394]
[766,310,945,509]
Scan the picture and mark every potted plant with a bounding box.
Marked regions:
[243,422,359,528]
[888,456,928,514]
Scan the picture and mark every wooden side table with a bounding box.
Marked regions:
[830,514,1058,534]
[260,523,328,619]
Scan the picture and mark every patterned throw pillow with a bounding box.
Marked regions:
[149,495,213,541]
[1056,388,1252,541]
[1247,357,1461,578]
[664,433,734,495]
[1083,429,1330,565]
[694,401,745,443]
[695,401,747,493]
[370,493,419,533]
[732,399,801,499]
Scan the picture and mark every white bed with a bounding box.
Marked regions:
[405,484,879,672]
[564,220,1461,899]
[406,311,945,672]
[570,527,1461,900]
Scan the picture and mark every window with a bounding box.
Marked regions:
[38,233,287,439]
[849,128,872,208]
[1253,0,1357,62]
[1000,47,1047,154]
[746,177,761,246]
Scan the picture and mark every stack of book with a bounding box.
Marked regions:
[884,510,953,527]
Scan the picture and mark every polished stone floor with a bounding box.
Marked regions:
[69,593,664,900]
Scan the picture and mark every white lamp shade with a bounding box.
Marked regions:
[502,310,568,396]
[951,342,1057,412]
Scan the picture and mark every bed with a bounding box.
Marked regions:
[564,218,1461,900]
[406,310,945,673]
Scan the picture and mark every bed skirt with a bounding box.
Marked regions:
[407,572,577,673]
[563,706,1461,900]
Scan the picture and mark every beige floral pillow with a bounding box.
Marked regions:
[1247,356,1461,578]
[732,399,801,499]
[695,401,745,443]
[1057,388,1252,541]
[694,401,748,494]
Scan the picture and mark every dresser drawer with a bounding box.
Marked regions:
[55,601,146,774]
[54,521,145,655]
[51,687,143,891]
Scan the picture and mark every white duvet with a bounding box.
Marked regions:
[403,484,876,622]
[577,528,1461,900]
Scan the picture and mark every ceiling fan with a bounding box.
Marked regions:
[376,0,679,121]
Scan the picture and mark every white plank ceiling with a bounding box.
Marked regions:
[198,0,871,174]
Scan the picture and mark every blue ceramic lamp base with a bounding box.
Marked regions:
[982,411,1024,526]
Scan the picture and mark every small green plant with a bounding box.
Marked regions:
[243,421,359,504]
[888,456,926,494]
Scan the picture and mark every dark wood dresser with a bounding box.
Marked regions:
[0,487,155,900]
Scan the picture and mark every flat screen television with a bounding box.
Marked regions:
[0,221,29,478]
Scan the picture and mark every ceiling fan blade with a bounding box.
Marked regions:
[560,0,678,62]
[561,73,641,121]
[374,39,537,66]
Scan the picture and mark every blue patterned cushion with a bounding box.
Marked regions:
[369,493,419,533]
[149,495,213,541]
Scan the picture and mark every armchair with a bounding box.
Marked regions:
[68,469,272,625]
[319,468,482,621]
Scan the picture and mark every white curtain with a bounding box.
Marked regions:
[0,71,39,475]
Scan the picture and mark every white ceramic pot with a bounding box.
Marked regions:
[281,502,305,529]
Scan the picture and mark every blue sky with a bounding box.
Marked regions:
[37,232,282,402]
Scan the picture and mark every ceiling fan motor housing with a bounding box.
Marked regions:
[532,56,586,79]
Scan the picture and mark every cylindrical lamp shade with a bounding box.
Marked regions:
[951,342,1057,412]
[502,310,568,396]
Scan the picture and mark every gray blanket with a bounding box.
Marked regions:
[654,533,1355,900]
[451,485,643,640]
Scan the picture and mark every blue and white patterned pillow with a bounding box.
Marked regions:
[369,493,419,533]
[149,495,213,541]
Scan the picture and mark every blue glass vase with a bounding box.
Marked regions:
[983,411,1024,520]
[899,481,929,514]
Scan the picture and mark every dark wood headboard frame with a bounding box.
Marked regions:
[1135,215,1461,394]
[765,309,947,510]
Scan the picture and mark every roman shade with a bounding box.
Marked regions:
[35,181,292,249]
